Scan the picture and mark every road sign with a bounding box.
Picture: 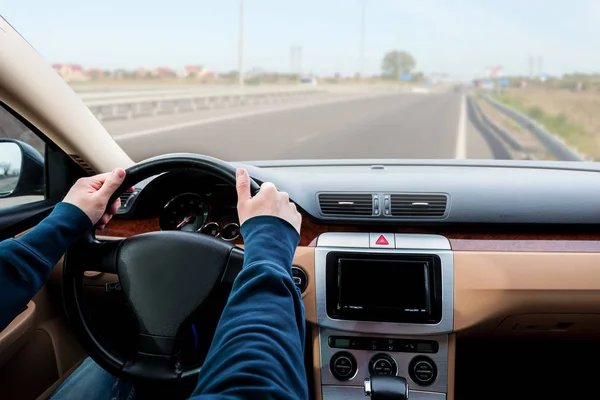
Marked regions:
[499,78,509,87]
[400,73,412,81]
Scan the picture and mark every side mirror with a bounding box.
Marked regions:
[0,139,44,198]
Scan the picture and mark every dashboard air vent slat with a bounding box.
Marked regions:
[119,192,133,209]
[390,194,448,218]
[319,193,373,216]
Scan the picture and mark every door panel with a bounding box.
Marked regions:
[0,249,85,399]
[0,301,36,369]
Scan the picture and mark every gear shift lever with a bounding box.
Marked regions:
[364,376,409,400]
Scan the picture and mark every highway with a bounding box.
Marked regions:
[98,90,505,162]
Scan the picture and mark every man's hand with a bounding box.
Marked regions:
[236,168,301,233]
[63,168,128,230]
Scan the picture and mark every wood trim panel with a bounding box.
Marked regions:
[99,218,159,237]
[102,217,600,252]
[100,218,243,245]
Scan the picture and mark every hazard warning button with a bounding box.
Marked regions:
[369,233,395,248]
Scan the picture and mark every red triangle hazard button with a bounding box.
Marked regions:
[375,235,389,245]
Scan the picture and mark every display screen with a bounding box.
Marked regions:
[338,258,430,313]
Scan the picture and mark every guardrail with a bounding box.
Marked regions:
[84,86,328,121]
[82,84,410,121]
[481,94,584,161]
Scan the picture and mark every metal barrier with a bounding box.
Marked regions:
[481,94,584,161]
[83,86,327,121]
[80,84,414,121]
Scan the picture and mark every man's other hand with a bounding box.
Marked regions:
[236,168,301,234]
[63,168,129,229]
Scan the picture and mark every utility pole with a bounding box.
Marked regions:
[298,46,303,76]
[238,0,245,87]
[528,55,534,78]
[290,46,303,75]
[359,0,366,79]
[537,55,543,76]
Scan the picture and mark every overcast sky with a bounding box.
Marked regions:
[3,0,600,79]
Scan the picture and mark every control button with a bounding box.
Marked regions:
[409,356,437,386]
[330,352,358,381]
[291,266,308,293]
[369,233,395,248]
[105,281,122,295]
[374,198,380,215]
[368,354,398,376]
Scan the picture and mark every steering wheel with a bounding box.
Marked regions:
[62,154,260,383]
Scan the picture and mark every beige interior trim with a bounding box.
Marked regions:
[0,17,132,173]
[294,247,316,323]
[447,334,455,400]
[0,301,36,368]
[311,324,322,400]
[455,251,600,333]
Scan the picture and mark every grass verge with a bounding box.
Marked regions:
[490,92,598,159]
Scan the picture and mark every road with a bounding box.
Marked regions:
[98,90,503,162]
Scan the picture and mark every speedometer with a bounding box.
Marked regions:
[159,193,209,232]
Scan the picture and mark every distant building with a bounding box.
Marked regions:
[176,65,206,78]
[51,64,87,81]
[154,67,175,78]
[85,68,105,79]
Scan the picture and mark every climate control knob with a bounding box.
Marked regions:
[330,351,357,381]
[409,356,437,386]
[368,353,398,376]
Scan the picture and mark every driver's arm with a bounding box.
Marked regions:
[0,170,125,331]
[190,169,307,400]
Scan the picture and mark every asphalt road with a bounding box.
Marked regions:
[105,91,498,162]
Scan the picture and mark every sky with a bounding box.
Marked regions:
[3,0,600,79]
[0,143,22,171]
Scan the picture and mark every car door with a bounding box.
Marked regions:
[0,102,88,400]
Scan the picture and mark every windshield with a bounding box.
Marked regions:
[4,1,598,162]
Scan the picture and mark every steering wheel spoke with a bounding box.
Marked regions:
[66,236,121,274]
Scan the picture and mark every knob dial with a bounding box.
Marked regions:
[330,351,357,381]
[409,356,437,386]
[368,353,398,376]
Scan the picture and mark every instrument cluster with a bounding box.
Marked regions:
[158,191,240,241]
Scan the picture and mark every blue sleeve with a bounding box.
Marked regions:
[0,202,92,330]
[190,215,308,400]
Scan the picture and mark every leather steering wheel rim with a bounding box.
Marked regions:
[62,154,259,384]
[107,153,260,208]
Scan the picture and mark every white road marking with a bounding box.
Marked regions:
[454,94,467,159]
[113,93,395,141]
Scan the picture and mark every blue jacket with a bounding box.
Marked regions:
[0,202,308,399]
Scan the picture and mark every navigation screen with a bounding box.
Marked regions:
[338,258,430,313]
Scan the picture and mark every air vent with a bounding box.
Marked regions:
[69,154,97,175]
[319,193,373,216]
[390,194,448,218]
[119,192,133,209]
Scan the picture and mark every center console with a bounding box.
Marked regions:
[315,233,454,400]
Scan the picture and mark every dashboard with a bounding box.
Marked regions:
[90,159,600,400]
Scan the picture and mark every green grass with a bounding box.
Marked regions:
[491,93,591,159]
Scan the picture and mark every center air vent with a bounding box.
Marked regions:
[390,194,448,218]
[118,192,133,209]
[319,193,373,216]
